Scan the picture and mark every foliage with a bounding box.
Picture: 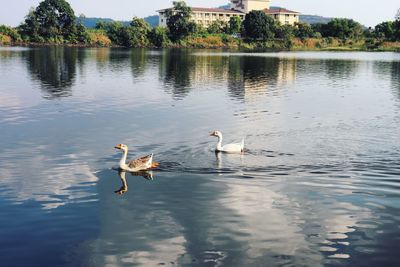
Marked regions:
[121,17,151,47]
[18,8,41,41]
[374,21,396,40]
[149,26,170,47]
[0,25,21,42]
[75,23,90,43]
[275,24,294,40]
[104,21,125,45]
[19,0,77,42]
[0,34,12,44]
[227,16,242,34]
[96,18,152,47]
[165,1,196,42]
[314,18,364,40]
[183,35,227,48]
[95,21,109,30]
[395,10,400,41]
[294,22,315,39]
[242,10,277,41]
[207,20,226,34]
[87,29,111,46]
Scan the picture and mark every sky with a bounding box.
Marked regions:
[0,0,399,28]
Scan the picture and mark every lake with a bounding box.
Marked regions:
[0,47,399,266]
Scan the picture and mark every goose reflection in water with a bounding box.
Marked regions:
[114,169,153,195]
[214,149,244,172]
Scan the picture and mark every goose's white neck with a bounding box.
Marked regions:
[216,134,223,151]
[119,149,128,169]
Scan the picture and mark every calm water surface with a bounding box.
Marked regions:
[0,47,399,266]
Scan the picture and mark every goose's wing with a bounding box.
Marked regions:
[222,143,243,152]
[128,154,152,169]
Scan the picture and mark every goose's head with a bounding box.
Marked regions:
[114,143,128,151]
[210,130,222,138]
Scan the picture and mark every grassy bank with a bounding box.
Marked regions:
[1,33,400,52]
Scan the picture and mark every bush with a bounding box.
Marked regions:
[0,33,12,44]
[0,25,21,42]
[184,35,227,48]
[149,26,170,47]
[87,30,111,46]
[207,20,226,34]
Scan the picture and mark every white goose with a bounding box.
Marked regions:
[114,143,159,172]
[210,130,244,153]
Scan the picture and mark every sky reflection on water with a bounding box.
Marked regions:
[0,47,400,266]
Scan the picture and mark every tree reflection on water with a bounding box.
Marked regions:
[24,47,78,98]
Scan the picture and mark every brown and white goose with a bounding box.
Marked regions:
[114,143,159,171]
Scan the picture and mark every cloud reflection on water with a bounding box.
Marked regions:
[0,144,98,210]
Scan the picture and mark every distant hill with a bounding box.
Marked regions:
[299,15,332,25]
[77,17,115,28]
[144,15,159,27]
[78,16,158,28]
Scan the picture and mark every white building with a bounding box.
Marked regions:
[157,0,300,28]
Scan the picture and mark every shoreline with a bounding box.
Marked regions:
[1,39,400,52]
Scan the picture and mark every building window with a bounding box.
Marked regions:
[161,19,164,23]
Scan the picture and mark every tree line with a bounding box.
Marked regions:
[0,0,400,48]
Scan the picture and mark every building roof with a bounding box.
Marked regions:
[264,8,300,14]
[192,7,245,14]
[158,7,245,14]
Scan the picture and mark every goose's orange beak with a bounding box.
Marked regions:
[209,132,215,136]
[114,144,122,149]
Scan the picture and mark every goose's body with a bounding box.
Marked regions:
[115,144,159,172]
[210,131,244,153]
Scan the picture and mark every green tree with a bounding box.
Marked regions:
[294,22,315,39]
[104,21,124,45]
[227,16,242,34]
[18,8,41,41]
[275,24,295,39]
[318,18,364,40]
[165,1,196,42]
[242,10,277,41]
[149,26,170,47]
[207,20,226,34]
[19,0,77,42]
[121,17,151,47]
[76,23,90,43]
[395,9,400,40]
[374,21,395,40]
[95,21,108,30]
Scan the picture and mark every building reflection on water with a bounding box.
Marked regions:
[158,51,297,101]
